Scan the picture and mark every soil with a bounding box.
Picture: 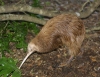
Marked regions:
[3,0,100,77]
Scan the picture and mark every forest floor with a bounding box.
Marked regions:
[4,0,100,77]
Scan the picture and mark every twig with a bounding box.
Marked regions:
[80,0,90,12]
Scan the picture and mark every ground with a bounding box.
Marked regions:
[3,0,100,77]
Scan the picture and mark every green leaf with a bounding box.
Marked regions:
[12,69,21,77]
[0,57,21,77]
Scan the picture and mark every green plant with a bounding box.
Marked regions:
[0,57,21,77]
[0,0,41,76]
[0,21,40,56]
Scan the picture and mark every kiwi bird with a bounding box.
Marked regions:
[19,14,85,69]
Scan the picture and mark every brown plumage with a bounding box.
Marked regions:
[19,14,85,69]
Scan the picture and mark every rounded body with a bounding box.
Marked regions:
[29,14,85,56]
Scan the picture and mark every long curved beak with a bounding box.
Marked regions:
[19,51,33,69]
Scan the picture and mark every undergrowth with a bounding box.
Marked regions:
[0,0,41,77]
[0,21,40,56]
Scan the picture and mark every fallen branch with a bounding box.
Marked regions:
[75,0,100,18]
[0,0,100,19]
[0,0,100,18]
[0,14,46,25]
[0,4,58,17]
